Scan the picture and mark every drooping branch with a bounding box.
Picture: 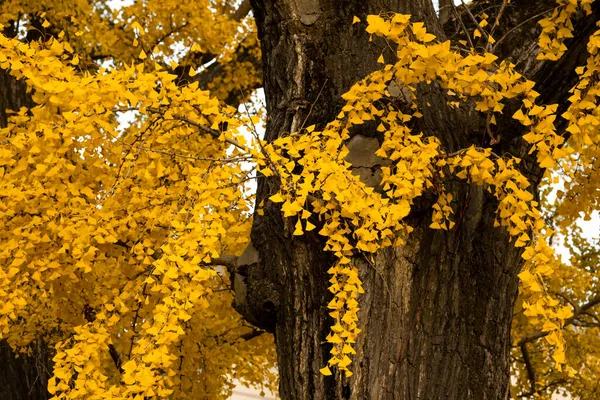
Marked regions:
[515,292,600,346]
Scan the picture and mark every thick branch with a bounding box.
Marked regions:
[239,329,265,341]
[108,344,124,374]
[233,0,252,22]
[520,342,537,396]
[210,255,239,270]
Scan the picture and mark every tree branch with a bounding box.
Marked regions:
[520,342,537,396]
[108,344,124,374]
[239,329,265,341]
[516,292,600,346]
[146,107,247,152]
[233,0,252,22]
[210,255,239,270]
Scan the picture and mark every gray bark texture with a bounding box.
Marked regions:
[243,0,600,399]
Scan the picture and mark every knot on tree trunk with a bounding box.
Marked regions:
[232,242,280,332]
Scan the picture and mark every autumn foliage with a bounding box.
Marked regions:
[1,0,600,399]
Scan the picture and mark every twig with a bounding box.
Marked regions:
[492,8,554,52]
[108,343,124,374]
[452,2,475,50]
[299,78,328,132]
[210,255,239,270]
[515,292,600,346]
[146,106,247,152]
[460,0,491,45]
[233,0,252,21]
[445,146,501,159]
[488,0,508,47]
[119,143,252,163]
[239,329,266,341]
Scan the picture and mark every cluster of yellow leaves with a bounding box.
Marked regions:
[554,26,600,222]
[0,0,260,104]
[430,192,455,230]
[537,0,595,60]
[2,0,600,393]
[0,27,275,399]
[448,148,574,369]
[319,263,363,378]
[256,10,590,376]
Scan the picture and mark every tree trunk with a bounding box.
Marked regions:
[0,24,53,400]
[0,70,53,397]
[0,340,53,400]
[245,0,600,399]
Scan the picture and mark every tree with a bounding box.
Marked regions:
[1,0,600,399]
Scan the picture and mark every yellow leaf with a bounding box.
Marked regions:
[139,50,147,59]
[269,193,284,203]
[540,156,555,169]
[131,21,144,35]
[319,366,332,376]
[352,16,361,24]
[293,219,303,236]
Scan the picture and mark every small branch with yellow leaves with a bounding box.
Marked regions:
[146,106,247,153]
[515,292,600,346]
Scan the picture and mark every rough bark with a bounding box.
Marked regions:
[0,71,52,400]
[244,0,600,399]
[0,340,53,400]
[0,78,52,400]
[0,21,53,400]
[0,68,32,128]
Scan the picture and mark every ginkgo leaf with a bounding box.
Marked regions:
[319,366,332,376]
[293,219,303,236]
[131,21,144,35]
[269,193,284,203]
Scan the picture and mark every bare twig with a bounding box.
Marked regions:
[451,2,475,50]
[492,8,554,52]
[460,0,491,46]
[210,255,239,270]
[299,78,328,133]
[239,329,266,341]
